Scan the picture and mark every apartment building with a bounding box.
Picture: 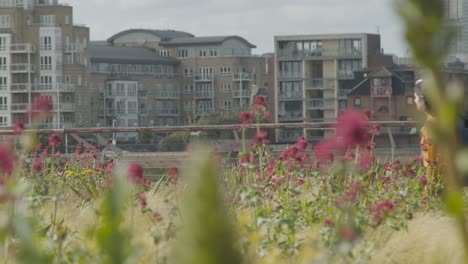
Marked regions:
[274,33,392,143]
[0,0,91,129]
[90,29,270,142]
[345,65,419,147]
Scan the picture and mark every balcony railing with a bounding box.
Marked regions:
[65,43,84,53]
[277,130,304,143]
[277,48,362,59]
[278,112,303,121]
[0,85,6,91]
[10,103,28,112]
[233,72,253,81]
[338,89,348,99]
[193,74,213,82]
[53,103,75,112]
[155,90,180,99]
[233,90,250,98]
[337,70,355,79]
[194,92,213,98]
[0,0,24,8]
[155,108,179,116]
[11,43,35,53]
[11,64,35,73]
[306,98,336,110]
[305,78,336,90]
[10,83,75,92]
[278,93,302,101]
[277,72,302,79]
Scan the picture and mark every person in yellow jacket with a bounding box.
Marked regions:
[414,79,442,195]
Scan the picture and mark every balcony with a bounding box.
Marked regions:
[10,103,28,112]
[233,90,250,98]
[0,85,7,91]
[337,70,355,79]
[277,72,302,79]
[155,108,179,116]
[233,72,253,81]
[277,129,304,143]
[53,103,75,112]
[37,122,74,129]
[305,78,336,90]
[155,90,180,99]
[0,0,24,8]
[278,112,303,121]
[278,92,302,101]
[32,83,75,92]
[11,64,35,73]
[306,98,336,110]
[277,48,362,60]
[193,74,213,82]
[10,43,35,53]
[65,43,84,53]
[194,91,213,99]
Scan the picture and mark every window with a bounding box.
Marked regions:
[279,61,301,78]
[128,101,137,114]
[116,101,125,114]
[77,75,82,86]
[220,83,231,92]
[65,15,70,25]
[184,101,192,111]
[0,77,6,90]
[222,100,232,110]
[407,96,414,105]
[199,49,207,57]
[0,36,7,50]
[0,97,7,110]
[39,15,55,26]
[127,84,137,96]
[40,36,52,50]
[159,50,170,57]
[116,83,125,96]
[178,49,189,58]
[184,84,193,94]
[65,75,71,83]
[107,83,113,96]
[354,97,361,106]
[40,56,52,70]
[373,78,389,86]
[184,67,193,77]
[210,49,217,57]
[40,75,52,84]
[0,15,10,28]
[377,105,389,113]
[0,57,6,70]
[220,66,231,75]
[0,116,7,127]
[27,15,32,26]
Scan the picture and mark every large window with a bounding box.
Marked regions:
[339,39,362,55]
[116,83,125,96]
[0,97,7,110]
[40,36,52,50]
[220,83,231,92]
[128,101,137,114]
[39,15,55,26]
[279,61,301,78]
[220,66,231,75]
[116,101,125,114]
[178,49,189,58]
[0,57,6,70]
[0,116,7,127]
[0,77,7,90]
[279,81,301,99]
[40,56,52,70]
[127,83,137,96]
[0,15,10,28]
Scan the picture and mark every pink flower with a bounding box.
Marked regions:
[252,131,269,146]
[358,151,375,170]
[371,124,380,135]
[126,163,150,186]
[323,219,335,227]
[339,227,356,241]
[376,200,394,212]
[48,133,61,148]
[334,109,369,150]
[263,111,270,120]
[153,212,164,222]
[238,111,254,124]
[105,139,112,146]
[253,95,266,107]
[12,120,24,135]
[313,138,336,163]
[167,167,178,184]
[136,192,148,209]
[33,157,43,172]
[0,144,15,176]
[28,96,52,119]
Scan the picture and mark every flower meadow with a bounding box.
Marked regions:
[1,1,468,263]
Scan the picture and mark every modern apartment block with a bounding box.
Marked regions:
[90,29,270,142]
[443,0,468,61]
[0,0,91,129]
[274,33,392,143]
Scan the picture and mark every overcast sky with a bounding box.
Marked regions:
[64,0,409,56]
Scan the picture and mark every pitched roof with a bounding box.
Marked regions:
[368,66,393,78]
[160,36,256,48]
[90,45,179,65]
[107,29,194,43]
[347,67,410,96]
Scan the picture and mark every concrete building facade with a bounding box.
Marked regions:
[0,0,91,129]
[274,33,391,143]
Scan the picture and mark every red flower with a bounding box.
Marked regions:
[33,157,43,172]
[323,219,335,227]
[48,133,61,148]
[313,138,336,163]
[253,95,266,107]
[126,163,150,186]
[252,131,269,146]
[136,192,147,209]
[0,144,15,176]
[339,227,356,241]
[334,109,369,150]
[263,111,270,120]
[28,96,52,119]
[12,120,24,135]
[238,111,254,124]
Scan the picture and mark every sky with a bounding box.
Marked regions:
[64,0,409,56]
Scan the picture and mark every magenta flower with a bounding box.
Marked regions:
[126,163,150,186]
[263,111,270,120]
[136,192,148,209]
[48,133,62,148]
[334,109,369,150]
[12,120,24,135]
[0,144,15,176]
[28,96,52,119]
[358,151,375,170]
[313,138,336,163]
[253,95,267,107]
[238,111,254,124]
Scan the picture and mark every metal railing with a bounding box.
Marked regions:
[233,72,253,81]
[306,98,336,110]
[155,108,179,116]
[11,63,35,73]
[10,83,75,92]
[193,74,213,82]
[277,48,362,59]
[10,43,35,53]
[233,90,250,98]
[155,91,180,99]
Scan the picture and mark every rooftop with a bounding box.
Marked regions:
[90,45,179,65]
[160,35,256,48]
[107,29,194,43]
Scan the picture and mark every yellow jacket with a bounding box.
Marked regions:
[420,115,440,191]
